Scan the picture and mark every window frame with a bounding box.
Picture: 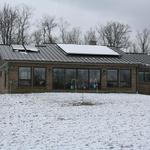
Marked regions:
[52,68,101,90]
[145,72,150,82]
[18,66,32,87]
[33,67,47,87]
[138,71,145,82]
[119,69,131,88]
[107,69,119,88]
[77,68,89,90]
[64,68,77,90]
[139,71,150,82]
[89,69,101,90]
[52,68,65,90]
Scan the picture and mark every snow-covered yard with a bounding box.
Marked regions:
[0,93,150,150]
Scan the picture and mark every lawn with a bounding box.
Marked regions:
[0,93,150,150]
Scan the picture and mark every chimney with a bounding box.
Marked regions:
[89,40,97,45]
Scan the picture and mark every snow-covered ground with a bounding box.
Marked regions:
[0,93,150,150]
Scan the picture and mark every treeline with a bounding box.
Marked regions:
[0,4,150,54]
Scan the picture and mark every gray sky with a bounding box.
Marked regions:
[0,0,150,32]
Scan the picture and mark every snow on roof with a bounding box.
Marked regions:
[58,44,120,56]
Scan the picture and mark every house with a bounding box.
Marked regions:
[0,44,150,94]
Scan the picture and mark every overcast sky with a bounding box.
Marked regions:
[0,0,150,32]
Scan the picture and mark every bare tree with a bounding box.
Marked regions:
[0,4,17,44]
[65,27,82,44]
[32,29,43,45]
[97,22,131,49]
[84,27,97,45]
[40,16,57,43]
[58,18,70,43]
[136,28,150,53]
[14,5,32,45]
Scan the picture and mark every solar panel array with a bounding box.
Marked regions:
[58,44,120,56]
[12,45,25,51]
[25,45,38,52]
[12,45,39,52]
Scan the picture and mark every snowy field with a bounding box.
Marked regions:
[0,93,150,150]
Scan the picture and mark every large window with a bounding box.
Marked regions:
[53,69,65,89]
[53,68,101,90]
[19,67,31,86]
[107,69,118,87]
[34,68,46,87]
[120,69,131,87]
[65,69,76,90]
[52,68,101,90]
[89,69,101,90]
[77,69,88,90]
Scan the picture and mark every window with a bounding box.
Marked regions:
[53,69,65,89]
[145,72,150,82]
[120,69,131,87]
[138,71,150,82]
[52,68,101,90]
[65,69,76,90]
[89,69,101,90]
[19,67,31,86]
[34,68,46,87]
[107,69,118,87]
[139,72,145,82]
[77,69,88,90]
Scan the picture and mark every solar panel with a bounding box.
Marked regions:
[58,44,120,56]
[25,45,39,52]
[12,45,25,51]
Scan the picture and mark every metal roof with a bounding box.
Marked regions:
[0,44,149,65]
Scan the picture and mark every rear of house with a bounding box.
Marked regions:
[0,44,149,94]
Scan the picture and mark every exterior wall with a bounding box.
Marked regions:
[0,71,9,93]
[138,83,150,95]
[5,62,138,94]
[0,62,9,93]
[8,62,51,93]
[137,66,150,95]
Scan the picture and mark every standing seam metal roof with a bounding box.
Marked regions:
[0,44,149,65]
